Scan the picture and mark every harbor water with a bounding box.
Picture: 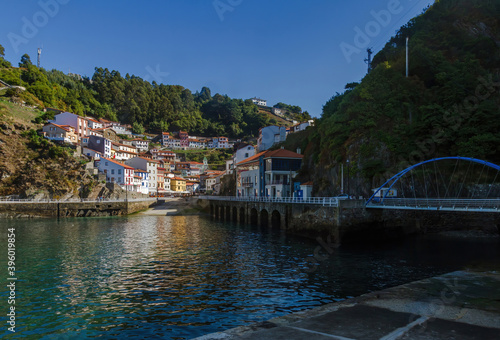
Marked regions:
[1,215,499,339]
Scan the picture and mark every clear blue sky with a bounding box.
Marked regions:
[1,0,434,117]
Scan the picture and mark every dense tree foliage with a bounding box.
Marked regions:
[273,102,312,122]
[0,45,288,138]
[314,0,500,180]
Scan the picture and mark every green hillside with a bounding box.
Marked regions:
[300,0,500,196]
[0,50,303,140]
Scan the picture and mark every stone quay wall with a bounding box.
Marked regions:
[198,198,500,243]
[0,200,156,218]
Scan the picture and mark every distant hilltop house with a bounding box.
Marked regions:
[290,120,315,133]
[251,97,267,107]
[271,107,286,116]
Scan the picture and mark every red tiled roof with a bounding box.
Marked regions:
[264,149,303,159]
[236,150,267,165]
[301,181,313,186]
[46,123,72,132]
[102,157,135,170]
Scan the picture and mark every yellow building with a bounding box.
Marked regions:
[170,176,187,192]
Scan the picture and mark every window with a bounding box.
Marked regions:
[97,140,100,144]
[245,153,249,157]
[111,169,115,174]
[105,162,108,166]
[118,169,122,174]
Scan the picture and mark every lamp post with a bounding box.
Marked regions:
[346,159,350,199]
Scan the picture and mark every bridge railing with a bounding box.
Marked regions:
[198,196,339,207]
[367,198,500,211]
[0,197,158,204]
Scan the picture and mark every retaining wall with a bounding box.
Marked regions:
[0,200,156,218]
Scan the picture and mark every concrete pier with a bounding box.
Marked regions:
[195,270,500,339]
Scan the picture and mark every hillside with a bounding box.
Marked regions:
[257,107,294,126]
[298,0,500,197]
[0,47,307,141]
[0,100,140,200]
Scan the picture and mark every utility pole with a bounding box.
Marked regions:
[364,48,373,74]
[406,36,412,124]
[341,163,344,194]
[346,159,350,199]
[37,47,42,68]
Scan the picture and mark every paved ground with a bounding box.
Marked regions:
[194,270,500,340]
[139,197,200,216]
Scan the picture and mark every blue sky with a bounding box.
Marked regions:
[1,0,434,117]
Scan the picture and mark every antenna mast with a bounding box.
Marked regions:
[364,48,373,74]
[37,47,42,68]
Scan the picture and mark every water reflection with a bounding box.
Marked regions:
[0,216,498,339]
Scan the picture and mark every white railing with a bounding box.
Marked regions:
[198,196,339,207]
[0,197,158,203]
[366,198,500,212]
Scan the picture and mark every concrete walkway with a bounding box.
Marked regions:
[195,270,500,340]
[139,197,201,216]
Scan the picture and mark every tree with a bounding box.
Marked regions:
[19,54,33,68]
[132,122,145,134]
[199,86,211,102]
[0,44,11,68]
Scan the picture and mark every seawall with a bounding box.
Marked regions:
[0,200,157,218]
[198,198,500,243]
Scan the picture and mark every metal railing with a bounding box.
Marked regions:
[366,198,500,212]
[198,196,339,207]
[0,197,158,204]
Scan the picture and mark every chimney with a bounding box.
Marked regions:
[296,147,301,154]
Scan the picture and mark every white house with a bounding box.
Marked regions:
[251,97,267,106]
[235,151,262,197]
[125,156,160,192]
[257,125,287,152]
[132,138,149,152]
[87,118,103,130]
[217,136,229,149]
[82,147,101,160]
[234,144,256,164]
[272,107,286,116]
[98,157,135,188]
[291,120,315,133]
[134,169,149,195]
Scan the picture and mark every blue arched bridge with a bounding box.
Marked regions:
[366,157,500,212]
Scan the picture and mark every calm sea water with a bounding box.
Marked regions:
[0,215,499,339]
